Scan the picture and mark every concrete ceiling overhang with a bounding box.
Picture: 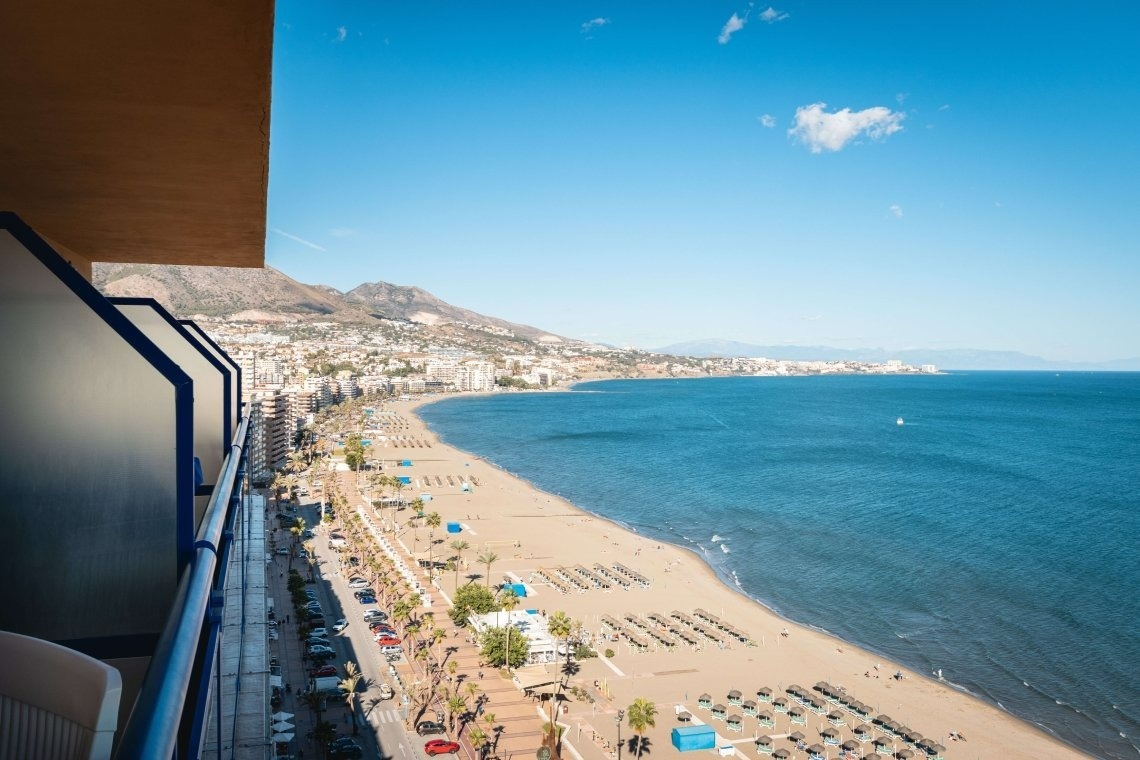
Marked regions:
[0,0,274,270]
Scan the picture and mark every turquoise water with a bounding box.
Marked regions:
[419,373,1140,759]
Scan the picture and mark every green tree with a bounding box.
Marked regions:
[469,728,490,760]
[627,697,658,759]
[344,432,366,471]
[450,539,470,589]
[497,588,522,672]
[445,694,467,732]
[425,511,442,580]
[480,626,528,670]
[448,582,498,627]
[478,551,499,588]
[340,662,364,735]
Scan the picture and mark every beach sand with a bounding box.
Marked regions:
[370,396,1088,760]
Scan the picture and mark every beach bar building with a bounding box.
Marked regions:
[671,725,716,752]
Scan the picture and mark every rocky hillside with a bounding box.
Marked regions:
[92,263,563,340]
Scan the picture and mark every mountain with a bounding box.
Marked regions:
[654,339,1140,371]
[92,263,563,341]
[341,282,560,341]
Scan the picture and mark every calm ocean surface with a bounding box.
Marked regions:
[418,373,1140,759]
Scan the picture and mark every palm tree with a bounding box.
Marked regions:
[340,662,364,735]
[450,539,470,590]
[497,588,521,672]
[286,450,306,476]
[478,551,499,588]
[392,598,413,634]
[432,626,447,664]
[445,694,467,732]
[627,698,658,759]
[469,728,490,760]
[270,472,285,508]
[425,511,442,580]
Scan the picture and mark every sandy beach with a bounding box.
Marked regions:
[367,395,1088,760]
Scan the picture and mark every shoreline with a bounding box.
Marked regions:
[389,392,1089,760]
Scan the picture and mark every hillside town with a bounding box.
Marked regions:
[201,316,936,485]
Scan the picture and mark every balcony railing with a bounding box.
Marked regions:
[117,409,252,759]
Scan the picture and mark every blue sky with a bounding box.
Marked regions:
[266,2,1140,362]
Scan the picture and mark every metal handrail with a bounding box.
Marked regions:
[116,410,251,759]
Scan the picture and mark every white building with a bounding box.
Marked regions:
[468,609,558,664]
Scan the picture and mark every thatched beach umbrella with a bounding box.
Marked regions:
[755,735,773,747]
[773,696,789,708]
[853,723,873,739]
[757,686,773,699]
[904,730,924,744]
[786,684,806,696]
[806,744,826,757]
[813,681,832,694]
[874,714,893,726]
[827,710,844,722]
[772,750,791,759]
[788,731,805,743]
[841,740,859,751]
[676,711,692,722]
[727,689,742,701]
[896,749,915,759]
[820,727,840,740]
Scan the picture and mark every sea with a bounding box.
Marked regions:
[418,372,1140,759]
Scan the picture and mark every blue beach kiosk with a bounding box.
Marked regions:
[671,726,715,752]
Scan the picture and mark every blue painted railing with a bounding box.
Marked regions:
[117,409,251,759]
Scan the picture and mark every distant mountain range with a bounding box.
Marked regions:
[92,263,564,342]
[90,263,1138,370]
[654,339,1140,371]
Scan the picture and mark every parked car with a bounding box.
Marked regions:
[333,618,349,632]
[306,637,331,648]
[424,740,460,756]
[309,627,329,638]
[328,737,364,759]
[302,529,314,538]
[357,595,377,605]
[363,609,388,622]
[348,578,369,589]
[353,589,376,599]
[375,636,401,646]
[378,682,393,699]
[275,547,289,555]
[310,664,337,677]
[369,625,397,636]
[416,721,446,736]
[307,644,335,656]
[379,644,402,656]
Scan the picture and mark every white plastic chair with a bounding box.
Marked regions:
[0,630,122,760]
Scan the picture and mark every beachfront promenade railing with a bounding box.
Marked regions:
[117,409,252,759]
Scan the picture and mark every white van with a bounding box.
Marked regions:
[380,645,401,656]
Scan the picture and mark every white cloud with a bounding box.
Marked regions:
[271,227,327,252]
[889,204,903,218]
[789,102,906,153]
[336,26,347,42]
[581,17,610,33]
[938,104,951,111]
[718,13,746,44]
[759,114,777,128]
[758,6,789,23]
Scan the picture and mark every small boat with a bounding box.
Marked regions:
[896,417,904,426]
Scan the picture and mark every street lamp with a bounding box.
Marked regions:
[616,709,625,760]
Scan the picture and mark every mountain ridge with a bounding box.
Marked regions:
[654,339,1140,371]
[92,263,564,341]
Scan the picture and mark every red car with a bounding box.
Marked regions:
[376,636,401,646]
[310,664,337,677]
[424,740,460,756]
